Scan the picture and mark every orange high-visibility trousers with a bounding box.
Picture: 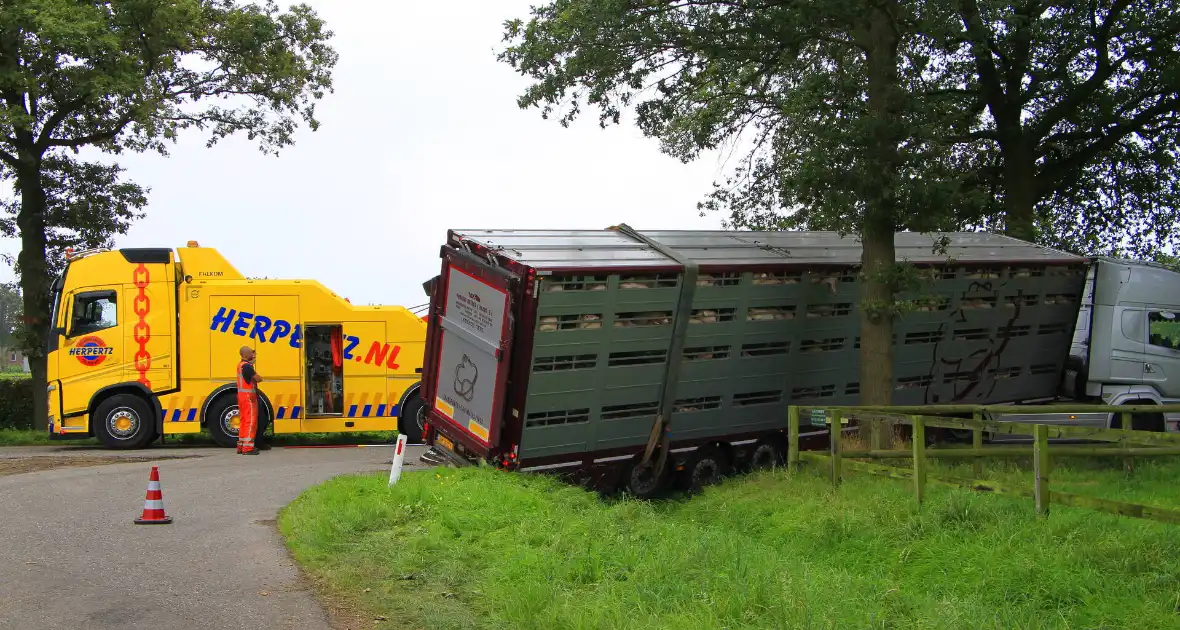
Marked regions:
[236,359,258,454]
[236,390,258,453]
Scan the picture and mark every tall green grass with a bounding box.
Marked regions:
[279,460,1180,630]
[0,427,97,446]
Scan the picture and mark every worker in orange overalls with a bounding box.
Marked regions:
[236,345,264,455]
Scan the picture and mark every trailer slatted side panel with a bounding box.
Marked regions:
[449,229,1087,460]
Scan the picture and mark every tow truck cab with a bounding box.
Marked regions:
[47,247,182,439]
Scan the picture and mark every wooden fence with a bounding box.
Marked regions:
[785,404,1180,525]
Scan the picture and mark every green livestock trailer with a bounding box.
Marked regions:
[419,226,1087,496]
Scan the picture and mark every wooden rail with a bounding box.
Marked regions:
[786,404,1180,525]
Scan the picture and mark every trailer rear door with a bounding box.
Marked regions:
[427,250,517,452]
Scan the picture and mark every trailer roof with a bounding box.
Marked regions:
[450,228,1084,270]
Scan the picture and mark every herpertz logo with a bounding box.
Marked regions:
[69,336,113,366]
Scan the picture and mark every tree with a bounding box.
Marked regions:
[707,2,1180,260]
[0,282,21,362]
[937,1,1180,254]
[0,153,147,374]
[0,0,338,429]
[1,154,149,279]
[499,0,979,443]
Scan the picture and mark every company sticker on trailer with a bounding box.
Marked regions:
[432,266,508,443]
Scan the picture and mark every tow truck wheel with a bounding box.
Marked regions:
[93,394,157,450]
[1109,402,1166,433]
[206,396,242,448]
[398,393,426,444]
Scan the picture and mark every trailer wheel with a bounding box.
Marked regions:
[946,429,974,444]
[624,458,667,500]
[680,446,730,494]
[747,438,784,472]
[398,392,426,444]
[93,394,157,450]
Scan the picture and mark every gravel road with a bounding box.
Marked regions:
[0,443,432,630]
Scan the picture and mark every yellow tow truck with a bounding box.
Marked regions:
[46,242,427,449]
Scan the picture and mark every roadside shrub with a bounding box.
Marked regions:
[0,376,33,430]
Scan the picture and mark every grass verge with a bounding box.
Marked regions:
[0,428,96,446]
[280,459,1180,630]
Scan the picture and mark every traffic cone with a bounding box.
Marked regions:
[133,465,173,525]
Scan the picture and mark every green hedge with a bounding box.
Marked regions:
[0,377,33,430]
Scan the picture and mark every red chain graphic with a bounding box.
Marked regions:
[132,264,152,389]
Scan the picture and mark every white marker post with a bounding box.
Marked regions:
[388,434,409,486]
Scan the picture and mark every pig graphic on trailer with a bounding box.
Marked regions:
[453,354,478,402]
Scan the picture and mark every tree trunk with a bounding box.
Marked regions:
[859,212,897,443]
[15,159,51,431]
[1001,143,1038,242]
[858,2,902,443]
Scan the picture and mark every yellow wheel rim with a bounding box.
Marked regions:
[115,416,133,432]
[229,413,241,431]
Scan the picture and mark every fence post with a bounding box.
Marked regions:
[787,406,800,470]
[972,411,984,479]
[912,415,926,505]
[870,414,882,451]
[1121,411,1134,475]
[830,409,842,487]
[1033,423,1050,517]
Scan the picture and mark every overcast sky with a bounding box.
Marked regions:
[0,0,735,308]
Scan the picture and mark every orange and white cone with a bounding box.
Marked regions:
[134,465,173,525]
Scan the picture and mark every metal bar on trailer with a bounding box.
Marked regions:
[610,224,700,474]
[436,314,503,357]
